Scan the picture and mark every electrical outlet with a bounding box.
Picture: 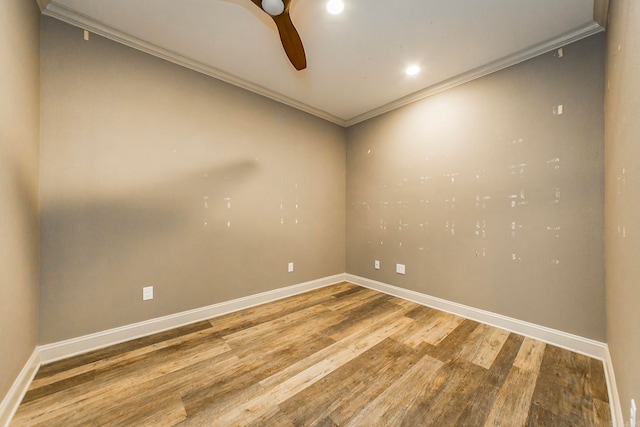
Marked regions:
[288,262,294,273]
[142,286,153,301]
[631,399,636,427]
[396,263,405,275]
[374,260,380,270]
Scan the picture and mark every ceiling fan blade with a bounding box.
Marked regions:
[272,12,307,70]
[248,0,307,70]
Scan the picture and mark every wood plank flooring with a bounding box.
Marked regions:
[11,283,611,426]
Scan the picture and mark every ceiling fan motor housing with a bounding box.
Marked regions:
[262,0,285,16]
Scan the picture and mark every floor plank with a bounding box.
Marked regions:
[11,283,611,427]
[396,358,487,426]
[513,337,546,373]
[278,338,412,426]
[484,366,539,426]
[458,323,510,369]
[342,353,443,426]
[456,333,525,426]
[528,344,599,425]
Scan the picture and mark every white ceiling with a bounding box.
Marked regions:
[41,0,603,126]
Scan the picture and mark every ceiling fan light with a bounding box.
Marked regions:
[261,0,285,16]
[327,0,344,15]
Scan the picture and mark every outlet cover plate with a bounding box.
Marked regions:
[396,264,405,275]
[143,286,153,301]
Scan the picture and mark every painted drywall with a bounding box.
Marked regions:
[346,34,606,341]
[0,0,41,401]
[39,17,346,343]
[605,0,640,419]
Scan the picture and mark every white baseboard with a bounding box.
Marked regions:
[39,274,347,364]
[345,274,607,360]
[604,346,624,427]
[0,349,40,427]
[346,274,625,424]
[5,273,623,427]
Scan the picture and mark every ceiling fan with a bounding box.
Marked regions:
[249,0,307,70]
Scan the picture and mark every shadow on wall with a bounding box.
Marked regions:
[1,160,39,317]
[10,162,39,227]
[39,159,261,329]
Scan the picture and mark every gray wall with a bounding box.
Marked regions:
[39,17,346,344]
[346,34,606,341]
[0,0,41,401]
[5,4,639,418]
[605,0,640,418]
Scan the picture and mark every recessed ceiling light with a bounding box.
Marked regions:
[327,0,344,15]
[405,65,421,76]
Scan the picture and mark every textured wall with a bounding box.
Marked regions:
[0,0,40,401]
[605,0,640,419]
[39,17,346,343]
[347,34,605,341]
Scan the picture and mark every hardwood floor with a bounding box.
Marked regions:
[11,283,611,426]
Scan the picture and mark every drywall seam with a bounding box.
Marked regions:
[0,349,40,427]
[345,274,608,360]
[38,274,347,364]
[604,346,624,426]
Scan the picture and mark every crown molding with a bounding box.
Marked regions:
[41,3,347,127]
[41,3,603,129]
[36,0,52,13]
[344,22,604,126]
